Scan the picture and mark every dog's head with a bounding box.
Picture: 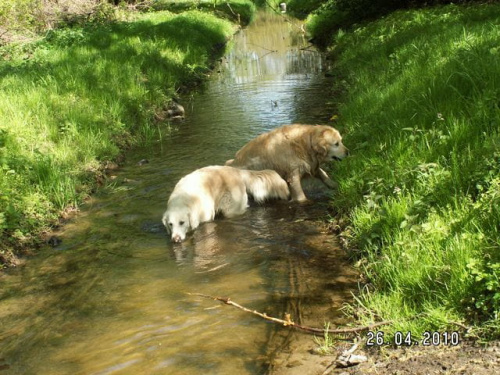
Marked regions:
[162,208,191,243]
[313,127,349,162]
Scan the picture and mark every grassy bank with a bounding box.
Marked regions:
[152,0,257,25]
[0,9,238,266]
[317,3,500,337]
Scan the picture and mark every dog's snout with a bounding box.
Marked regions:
[172,235,182,243]
[345,147,350,156]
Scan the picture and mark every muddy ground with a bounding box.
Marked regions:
[270,331,500,374]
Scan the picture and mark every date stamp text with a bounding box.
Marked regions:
[366,331,460,347]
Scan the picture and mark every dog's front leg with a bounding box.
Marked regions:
[317,167,338,189]
[288,170,308,202]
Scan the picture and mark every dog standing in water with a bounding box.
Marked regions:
[162,166,289,242]
[226,124,349,202]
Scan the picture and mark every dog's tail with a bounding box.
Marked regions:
[239,169,289,202]
[225,159,234,166]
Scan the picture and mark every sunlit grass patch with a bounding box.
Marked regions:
[326,3,500,336]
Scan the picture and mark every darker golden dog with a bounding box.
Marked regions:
[226,124,349,201]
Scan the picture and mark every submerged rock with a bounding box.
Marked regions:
[166,101,185,120]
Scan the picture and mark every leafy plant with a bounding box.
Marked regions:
[465,260,500,322]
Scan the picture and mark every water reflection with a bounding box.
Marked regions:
[0,11,355,375]
[224,16,321,82]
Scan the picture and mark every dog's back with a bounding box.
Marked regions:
[199,166,288,208]
[226,125,316,176]
[226,124,348,176]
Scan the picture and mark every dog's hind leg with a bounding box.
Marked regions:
[222,190,248,218]
[316,167,338,189]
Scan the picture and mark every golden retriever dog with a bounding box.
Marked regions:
[226,124,349,202]
[162,166,289,242]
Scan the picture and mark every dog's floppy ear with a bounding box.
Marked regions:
[312,128,330,158]
[162,212,171,234]
[188,212,199,230]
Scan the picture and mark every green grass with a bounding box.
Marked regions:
[0,9,237,264]
[152,0,257,25]
[313,322,336,355]
[320,3,500,338]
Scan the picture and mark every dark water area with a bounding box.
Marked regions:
[0,12,357,375]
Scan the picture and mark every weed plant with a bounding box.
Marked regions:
[0,10,235,262]
[325,3,500,336]
[313,322,335,354]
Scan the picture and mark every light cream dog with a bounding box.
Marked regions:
[226,124,349,202]
[162,166,289,242]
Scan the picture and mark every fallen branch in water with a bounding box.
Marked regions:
[188,293,392,335]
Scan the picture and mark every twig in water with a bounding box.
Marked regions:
[258,51,277,60]
[188,293,393,335]
[246,42,277,53]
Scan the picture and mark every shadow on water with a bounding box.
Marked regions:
[0,11,357,375]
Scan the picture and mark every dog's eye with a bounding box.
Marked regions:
[179,221,185,226]
[168,223,173,227]
[334,142,340,147]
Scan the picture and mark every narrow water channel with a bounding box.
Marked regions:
[0,12,357,375]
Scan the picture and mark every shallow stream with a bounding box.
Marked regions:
[0,12,357,375]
